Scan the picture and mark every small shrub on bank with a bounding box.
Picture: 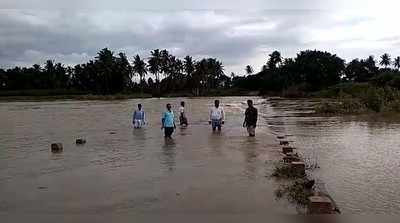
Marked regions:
[271,163,305,179]
[275,179,314,207]
[315,84,400,114]
[315,99,366,114]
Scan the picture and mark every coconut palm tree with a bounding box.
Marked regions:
[132,54,147,92]
[380,53,391,68]
[245,65,253,75]
[394,56,400,70]
[267,51,282,70]
[148,49,162,83]
[184,56,195,77]
[95,48,115,94]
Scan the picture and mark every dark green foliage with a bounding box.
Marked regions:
[345,56,378,82]
[1,48,400,99]
[380,53,391,68]
[1,48,226,96]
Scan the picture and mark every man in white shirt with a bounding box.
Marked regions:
[179,101,188,127]
[133,104,146,129]
[209,99,225,131]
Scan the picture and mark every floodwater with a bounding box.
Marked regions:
[0,97,294,221]
[267,98,400,214]
[2,96,400,219]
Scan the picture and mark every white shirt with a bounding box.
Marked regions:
[179,106,185,115]
[210,106,225,121]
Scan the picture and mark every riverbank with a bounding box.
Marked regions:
[0,89,259,102]
[0,93,153,102]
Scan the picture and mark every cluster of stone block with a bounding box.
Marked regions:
[277,135,337,214]
[50,138,87,153]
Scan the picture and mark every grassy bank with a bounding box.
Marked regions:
[0,88,258,101]
[313,83,400,114]
[0,89,152,101]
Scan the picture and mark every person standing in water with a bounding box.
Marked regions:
[243,99,258,137]
[133,104,146,129]
[161,103,176,138]
[179,101,188,127]
[209,99,225,131]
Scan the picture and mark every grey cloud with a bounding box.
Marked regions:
[1,9,399,74]
[0,0,328,10]
[0,10,313,71]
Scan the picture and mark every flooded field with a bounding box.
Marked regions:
[267,98,400,214]
[0,97,294,220]
[1,96,400,219]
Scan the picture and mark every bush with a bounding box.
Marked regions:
[360,87,384,112]
[271,163,305,179]
[315,99,366,114]
[275,179,314,207]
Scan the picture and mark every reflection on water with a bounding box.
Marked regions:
[0,97,294,216]
[266,98,400,214]
[161,138,177,172]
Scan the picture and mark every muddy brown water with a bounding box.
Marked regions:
[0,97,295,220]
[267,98,400,214]
[1,97,400,219]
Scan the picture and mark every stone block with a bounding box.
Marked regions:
[308,196,333,214]
[76,138,86,144]
[290,161,305,176]
[280,140,289,146]
[51,143,63,153]
[283,154,301,163]
[282,146,294,154]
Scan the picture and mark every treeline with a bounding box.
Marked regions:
[0,48,228,96]
[235,51,400,96]
[1,48,400,97]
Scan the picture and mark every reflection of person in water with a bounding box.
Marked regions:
[243,100,258,137]
[161,103,176,138]
[179,101,188,127]
[133,104,146,129]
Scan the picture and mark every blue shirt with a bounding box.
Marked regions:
[162,111,175,127]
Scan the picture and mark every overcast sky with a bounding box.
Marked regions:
[1,0,400,74]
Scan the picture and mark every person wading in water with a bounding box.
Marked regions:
[243,99,258,137]
[133,104,146,129]
[209,99,225,132]
[179,101,188,127]
[161,103,176,138]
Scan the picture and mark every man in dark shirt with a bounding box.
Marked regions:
[243,99,258,137]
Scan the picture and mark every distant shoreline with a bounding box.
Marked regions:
[0,91,261,102]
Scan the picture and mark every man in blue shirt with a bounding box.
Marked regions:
[133,104,146,129]
[161,103,176,138]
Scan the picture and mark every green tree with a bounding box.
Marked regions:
[380,53,391,68]
[148,49,162,83]
[267,51,282,70]
[95,48,115,94]
[133,54,147,92]
[184,56,195,77]
[394,56,400,70]
[245,65,253,75]
[294,50,345,90]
